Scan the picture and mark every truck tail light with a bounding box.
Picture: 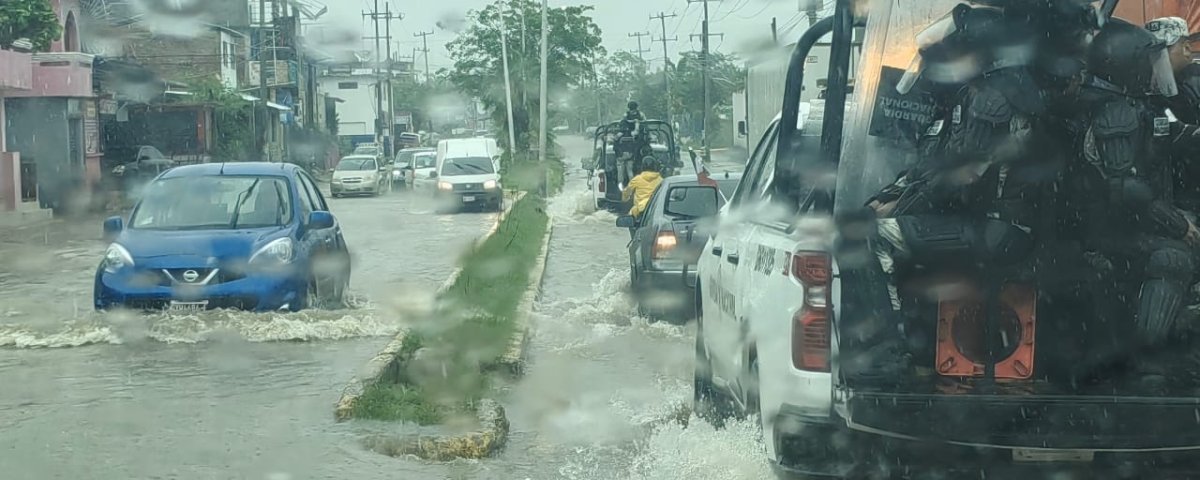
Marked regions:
[652,230,678,259]
[790,251,831,372]
[598,172,606,193]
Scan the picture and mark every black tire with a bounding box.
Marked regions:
[693,284,736,426]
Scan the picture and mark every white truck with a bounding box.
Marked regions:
[693,0,1199,477]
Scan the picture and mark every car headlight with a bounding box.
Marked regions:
[249,238,294,265]
[438,181,453,191]
[483,180,498,190]
[102,243,134,273]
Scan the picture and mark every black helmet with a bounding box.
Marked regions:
[899,4,1030,94]
[1087,19,1177,96]
[627,101,639,110]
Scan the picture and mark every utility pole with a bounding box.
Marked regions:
[363,1,384,143]
[771,17,778,44]
[257,0,268,160]
[414,30,433,83]
[384,4,397,142]
[650,12,677,126]
[499,3,518,157]
[689,0,722,162]
[628,31,651,61]
[362,3,401,148]
[537,0,548,167]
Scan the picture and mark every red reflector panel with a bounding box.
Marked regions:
[793,308,830,372]
[792,252,831,284]
[936,282,1036,380]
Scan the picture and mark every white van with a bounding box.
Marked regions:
[432,138,503,211]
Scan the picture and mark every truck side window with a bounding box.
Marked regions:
[732,120,780,207]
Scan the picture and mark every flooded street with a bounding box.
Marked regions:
[0,136,766,480]
[0,189,497,479]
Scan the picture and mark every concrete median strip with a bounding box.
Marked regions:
[492,219,553,375]
[334,190,554,460]
[360,398,510,460]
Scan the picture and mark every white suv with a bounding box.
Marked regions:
[692,115,838,474]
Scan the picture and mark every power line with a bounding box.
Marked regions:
[628,31,651,61]
[714,0,749,22]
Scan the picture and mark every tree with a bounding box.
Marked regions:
[189,79,255,161]
[0,0,62,51]
[674,51,745,143]
[446,0,604,151]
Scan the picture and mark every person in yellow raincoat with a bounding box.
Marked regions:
[623,157,662,218]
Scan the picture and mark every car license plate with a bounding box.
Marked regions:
[168,301,208,313]
[462,195,476,202]
[1012,449,1094,463]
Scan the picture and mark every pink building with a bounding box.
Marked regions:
[2,0,99,214]
[0,49,33,212]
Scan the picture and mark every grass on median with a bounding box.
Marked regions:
[501,150,565,195]
[351,194,550,423]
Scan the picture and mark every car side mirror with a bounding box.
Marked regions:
[429,171,438,178]
[103,216,124,241]
[308,211,335,230]
[616,215,636,228]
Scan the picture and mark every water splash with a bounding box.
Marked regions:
[626,416,772,480]
[0,297,401,349]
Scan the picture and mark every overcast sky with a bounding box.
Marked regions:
[315,0,813,72]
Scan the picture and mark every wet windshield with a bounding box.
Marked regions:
[440,156,494,176]
[130,176,292,230]
[18,0,1197,478]
[336,158,376,171]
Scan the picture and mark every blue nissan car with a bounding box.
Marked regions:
[94,163,351,312]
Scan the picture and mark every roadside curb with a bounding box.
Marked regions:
[492,217,554,375]
[361,398,510,461]
[334,192,521,422]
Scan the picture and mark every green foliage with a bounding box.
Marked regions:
[189,79,255,161]
[447,0,604,151]
[352,383,443,425]
[349,195,550,424]
[0,0,62,51]
[569,49,745,147]
[392,73,457,133]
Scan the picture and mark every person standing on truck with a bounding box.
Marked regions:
[1146,17,1200,123]
[1144,17,1200,226]
[622,157,662,219]
[1066,20,1200,386]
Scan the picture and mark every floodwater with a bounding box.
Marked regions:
[0,136,768,479]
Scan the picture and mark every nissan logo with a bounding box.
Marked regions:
[182,270,200,283]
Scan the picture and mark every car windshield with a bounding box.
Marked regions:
[663,185,718,218]
[440,156,494,176]
[129,175,292,230]
[414,153,436,168]
[337,158,376,171]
